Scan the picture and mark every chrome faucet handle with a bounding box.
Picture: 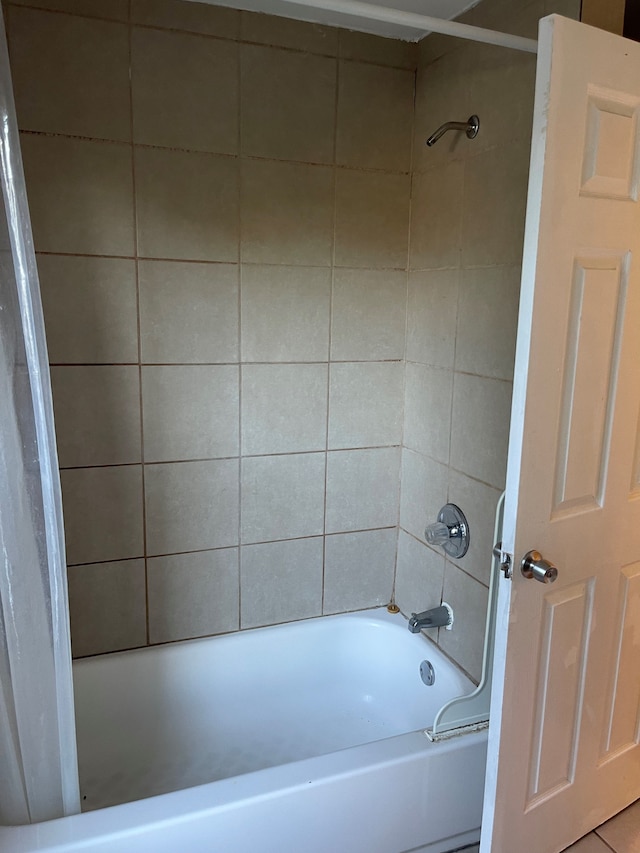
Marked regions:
[425,504,470,559]
[424,521,451,547]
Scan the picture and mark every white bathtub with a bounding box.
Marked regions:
[0,608,487,853]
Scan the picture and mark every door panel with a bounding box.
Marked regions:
[599,563,640,763]
[552,252,628,516]
[482,16,640,853]
[527,579,594,808]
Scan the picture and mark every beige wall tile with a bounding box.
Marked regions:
[38,255,138,364]
[241,44,336,163]
[463,43,536,156]
[135,147,239,262]
[394,530,445,639]
[10,9,130,141]
[545,0,581,16]
[241,364,328,455]
[406,270,458,368]
[21,134,134,256]
[9,0,128,20]
[139,260,238,364]
[68,560,147,658]
[409,163,464,271]
[503,0,545,39]
[132,27,238,154]
[446,471,501,586]
[145,458,239,555]
[241,265,330,362]
[439,564,489,683]
[417,32,456,69]
[131,0,240,37]
[142,365,239,462]
[323,528,396,614]
[241,159,333,266]
[450,373,512,489]
[330,268,406,361]
[455,266,520,380]
[325,447,400,533]
[457,0,525,30]
[335,170,410,269]
[399,448,448,543]
[240,537,323,628]
[403,362,452,463]
[328,362,403,449]
[51,366,141,468]
[61,466,144,565]
[339,30,417,69]
[240,12,338,54]
[241,453,325,543]
[336,61,414,172]
[461,145,529,268]
[148,548,239,643]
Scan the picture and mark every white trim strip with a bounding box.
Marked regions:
[278,0,539,52]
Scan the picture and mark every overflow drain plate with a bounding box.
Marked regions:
[420,660,435,686]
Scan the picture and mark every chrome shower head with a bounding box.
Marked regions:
[426,114,480,147]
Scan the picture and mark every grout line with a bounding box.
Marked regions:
[8,1,128,26]
[399,525,490,591]
[321,49,341,615]
[126,9,150,647]
[435,115,468,643]
[592,833,617,853]
[70,600,398,659]
[401,447,505,492]
[236,40,243,632]
[3,0,10,50]
[35,248,411,273]
[406,261,519,272]
[392,57,418,608]
[69,554,146,568]
[58,444,405,471]
[67,526,397,569]
[403,359,514,385]
[240,152,411,176]
[19,129,411,177]
[50,358,405,367]
[134,21,416,73]
[453,369,513,385]
[19,128,132,148]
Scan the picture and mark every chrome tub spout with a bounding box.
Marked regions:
[408,603,454,633]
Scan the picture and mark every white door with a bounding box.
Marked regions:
[482,15,640,853]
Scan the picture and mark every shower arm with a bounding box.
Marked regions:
[426,115,480,147]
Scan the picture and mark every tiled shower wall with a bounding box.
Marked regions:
[395,0,580,680]
[6,0,417,656]
[8,0,581,676]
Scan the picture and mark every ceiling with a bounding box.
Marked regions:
[189,0,481,41]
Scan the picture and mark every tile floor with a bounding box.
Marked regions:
[450,799,640,853]
[562,800,640,853]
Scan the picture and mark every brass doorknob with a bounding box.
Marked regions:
[521,550,558,583]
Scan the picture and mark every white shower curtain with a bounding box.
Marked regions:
[0,12,80,826]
